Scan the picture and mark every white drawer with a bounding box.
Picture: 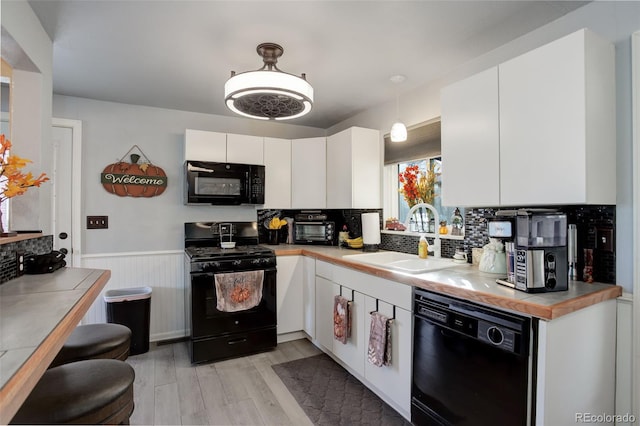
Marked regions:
[315,260,334,280]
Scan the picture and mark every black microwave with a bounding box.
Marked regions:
[184,161,265,205]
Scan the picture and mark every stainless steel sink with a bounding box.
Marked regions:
[343,251,458,274]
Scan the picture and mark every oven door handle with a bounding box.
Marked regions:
[190,267,276,278]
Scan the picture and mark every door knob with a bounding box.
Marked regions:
[59,232,68,240]
[60,248,68,255]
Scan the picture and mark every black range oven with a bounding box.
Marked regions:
[185,222,276,364]
[412,288,533,425]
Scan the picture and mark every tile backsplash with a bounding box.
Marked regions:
[262,205,616,284]
[0,235,53,284]
[257,208,383,244]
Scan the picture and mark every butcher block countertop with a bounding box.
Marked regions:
[268,245,622,321]
[0,233,44,245]
[0,267,110,424]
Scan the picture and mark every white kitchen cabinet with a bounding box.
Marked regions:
[302,256,316,338]
[535,299,616,425]
[184,130,264,164]
[263,137,292,208]
[326,127,381,208]
[315,275,335,351]
[276,256,304,335]
[226,133,264,165]
[363,296,412,416]
[291,137,326,209]
[499,29,615,206]
[184,129,226,162]
[312,259,413,419]
[440,29,615,207]
[331,284,366,377]
[441,67,500,207]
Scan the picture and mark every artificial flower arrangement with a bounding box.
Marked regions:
[0,134,49,234]
[398,163,438,208]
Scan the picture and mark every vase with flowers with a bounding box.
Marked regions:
[398,163,438,232]
[398,163,438,207]
[0,134,49,236]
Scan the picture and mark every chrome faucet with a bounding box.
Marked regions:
[403,203,441,258]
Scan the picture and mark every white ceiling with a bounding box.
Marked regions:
[26,0,589,129]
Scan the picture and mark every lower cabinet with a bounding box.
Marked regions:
[332,284,366,377]
[313,260,412,419]
[302,257,316,339]
[276,256,304,335]
[363,296,412,414]
[315,276,335,351]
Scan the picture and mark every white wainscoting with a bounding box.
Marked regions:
[81,250,187,342]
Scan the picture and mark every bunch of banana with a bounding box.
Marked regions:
[268,217,287,229]
[345,236,363,249]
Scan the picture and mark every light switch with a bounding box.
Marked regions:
[596,227,614,252]
[87,216,108,229]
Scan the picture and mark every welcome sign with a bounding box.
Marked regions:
[101,147,168,198]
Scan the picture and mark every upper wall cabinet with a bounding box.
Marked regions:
[441,28,615,207]
[184,129,226,162]
[326,127,381,209]
[226,133,264,165]
[291,137,327,209]
[499,29,615,206]
[184,130,264,165]
[441,67,500,207]
[264,137,292,209]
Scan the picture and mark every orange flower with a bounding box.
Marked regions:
[398,163,438,207]
[0,134,49,204]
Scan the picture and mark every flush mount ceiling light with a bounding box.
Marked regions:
[224,43,314,121]
[390,74,407,142]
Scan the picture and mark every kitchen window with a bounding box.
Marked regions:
[384,156,461,233]
[382,119,463,235]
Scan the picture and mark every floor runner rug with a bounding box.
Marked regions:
[272,353,410,425]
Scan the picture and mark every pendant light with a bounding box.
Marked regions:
[389,75,407,142]
[224,43,313,121]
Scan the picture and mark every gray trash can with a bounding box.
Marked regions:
[104,286,152,355]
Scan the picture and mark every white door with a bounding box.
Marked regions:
[51,119,82,267]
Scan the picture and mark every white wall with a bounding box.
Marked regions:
[52,95,325,254]
[1,0,53,233]
[329,1,640,294]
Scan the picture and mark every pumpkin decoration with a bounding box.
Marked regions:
[101,147,168,198]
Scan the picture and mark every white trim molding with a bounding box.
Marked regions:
[631,30,640,421]
[52,118,82,267]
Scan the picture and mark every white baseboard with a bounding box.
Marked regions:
[277,331,306,343]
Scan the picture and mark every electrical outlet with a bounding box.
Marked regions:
[15,251,25,277]
[87,216,108,229]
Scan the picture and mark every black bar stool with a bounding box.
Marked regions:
[49,323,132,368]
[11,359,135,424]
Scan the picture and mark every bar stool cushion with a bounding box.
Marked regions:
[50,323,131,368]
[11,359,135,425]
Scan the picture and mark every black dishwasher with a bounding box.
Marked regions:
[412,288,533,425]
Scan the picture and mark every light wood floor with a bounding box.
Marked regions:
[126,338,323,425]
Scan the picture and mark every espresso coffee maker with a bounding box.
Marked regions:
[513,210,568,292]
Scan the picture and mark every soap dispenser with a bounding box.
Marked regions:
[418,234,428,259]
